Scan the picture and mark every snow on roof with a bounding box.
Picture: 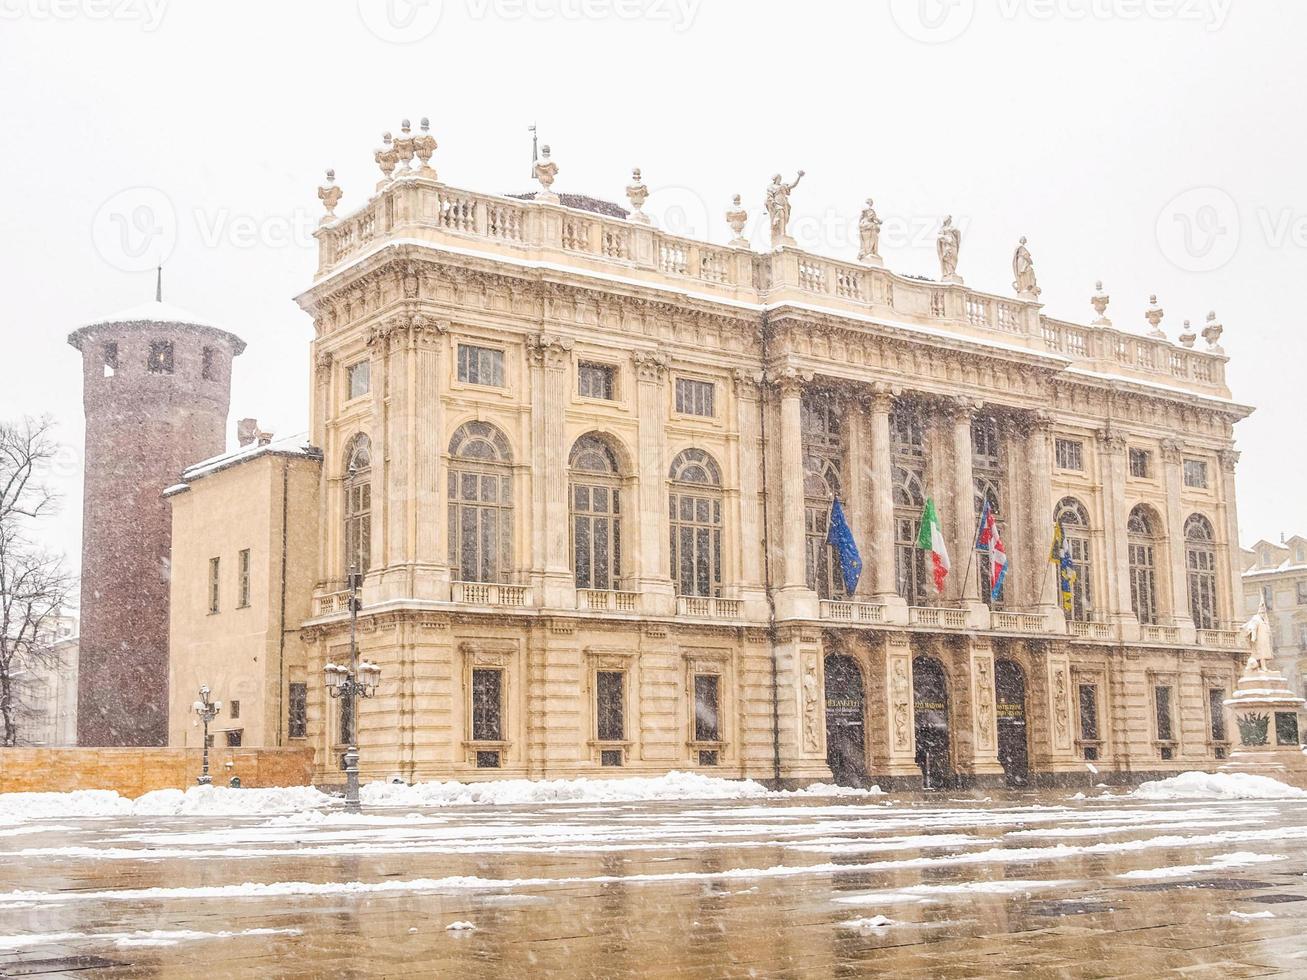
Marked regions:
[1243,561,1307,578]
[69,299,246,354]
[166,432,320,494]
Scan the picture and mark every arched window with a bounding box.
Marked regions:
[890,404,926,457]
[893,465,927,606]
[804,454,842,599]
[1055,497,1093,622]
[1127,505,1160,625]
[570,434,623,591]
[1185,513,1218,630]
[447,421,513,584]
[971,415,1000,468]
[343,434,372,576]
[668,448,722,597]
[974,477,1004,607]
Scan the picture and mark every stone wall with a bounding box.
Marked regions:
[0,747,314,796]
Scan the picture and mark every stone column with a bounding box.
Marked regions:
[1218,449,1243,628]
[842,395,873,598]
[312,350,334,588]
[948,398,983,615]
[775,369,817,619]
[634,351,674,615]
[868,384,904,614]
[1096,427,1135,635]
[1160,438,1197,641]
[414,320,447,599]
[733,370,768,616]
[383,323,412,598]
[1027,412,1062,629]
[530,335,573,608]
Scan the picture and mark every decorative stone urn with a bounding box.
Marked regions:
[1220,598,1307,787]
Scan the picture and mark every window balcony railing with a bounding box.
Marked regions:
[991,611,1046,634]
[909,606,968,629]
[1141,624,1181,644]
[315,590,351,616]
[577,588,640,613]
[678,596,742,620]
[819,599,886,624]
[1068,621,1113,641]
[1197,628,1240,649]
[452,582,530,607]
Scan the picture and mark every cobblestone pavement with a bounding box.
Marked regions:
[1,790,1306,978]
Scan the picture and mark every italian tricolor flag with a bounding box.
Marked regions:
[916,498,951,593]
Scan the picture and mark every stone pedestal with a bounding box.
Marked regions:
[1221,662,1307,788]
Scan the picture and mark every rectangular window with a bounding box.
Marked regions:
[347,360,370,399]
[1262,585,1274,608]
[472,668,503,742]
[578,362,616,400]
[698,749,719,766]
[230,699,241,720]
[225,729,243,748]
[288,682,308,738]
[1128,448,1151,479]
[600,749,623,767]
[1209,688,1227,742]
[201,346,218,382]
[1154,685,1174,742]
[339,690,353,745]
[1183,459,1209,489]
[237,549,251,608]
[476,750,502,768]
[1055,438,1084,471]
[208,557,220,614]
[148,341,174,375]
[1078,683,1099,742]
[694,674,721,742]
[102,342,118,378]
[596,670,625,742]
[1297,581,1307,605]
[457,344,505,387]
[675,377,716,417]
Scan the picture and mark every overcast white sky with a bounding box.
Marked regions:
[2,0,1304,571]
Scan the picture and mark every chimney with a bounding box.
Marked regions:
[237,418,259,447]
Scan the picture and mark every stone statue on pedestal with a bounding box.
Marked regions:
[766,171,804,249]
[858,198,883,266]
[534,145,560,202]
[1012,236,1040,298]
[937,216,962,283]
[1242,599,1277,675]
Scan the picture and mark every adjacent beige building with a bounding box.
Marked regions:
[169,123,1255,788]
[1242,536,1307,698]
[8,613,78,747]
[166,433,321,750]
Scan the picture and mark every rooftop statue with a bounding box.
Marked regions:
[1012,236,1040,299]
[858,198,883,267]
[937,215,962,283]
[766,171,804,249]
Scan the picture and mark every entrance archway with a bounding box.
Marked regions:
[824,654,866,785]
[995,659,1030,787]
[913,656,952,789]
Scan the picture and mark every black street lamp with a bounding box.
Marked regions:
[192,686,222,786]
[324,566,380,810]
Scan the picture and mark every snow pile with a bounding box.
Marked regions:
[1131,772,1307,801]
[360,771,882,807]
[445,920,476,932]
[0,785,336,821]
[841,915,896,930]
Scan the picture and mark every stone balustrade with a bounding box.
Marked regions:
[314,177,1229,398]
[819,599,886,624]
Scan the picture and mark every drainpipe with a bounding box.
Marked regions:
[759,315,782,786]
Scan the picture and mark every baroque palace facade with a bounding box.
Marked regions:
[167,122,1253,789]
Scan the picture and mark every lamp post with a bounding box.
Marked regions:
[192,686,222,786]
[323,566,380,810]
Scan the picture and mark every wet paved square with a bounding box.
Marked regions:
[1,788,1306,977]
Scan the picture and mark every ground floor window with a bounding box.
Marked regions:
[1077,683,1100,760]
[225,729,243,748]
[694,674,720,766]
[338,692,353,745]
[472,667,504,754]
[1154,685,1175,757]
[288,682,307,739]
[596,670,625,743]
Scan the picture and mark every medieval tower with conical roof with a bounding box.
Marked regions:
[68,289,245,746]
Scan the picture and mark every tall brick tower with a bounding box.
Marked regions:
[69,292,245,746]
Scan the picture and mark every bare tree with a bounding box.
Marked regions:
[0,417,74,747]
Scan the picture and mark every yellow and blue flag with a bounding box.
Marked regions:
[1050,521,1077,614]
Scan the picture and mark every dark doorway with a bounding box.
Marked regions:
[995,659,1030,787]
[913,656,952,789]
[824,654,867,784]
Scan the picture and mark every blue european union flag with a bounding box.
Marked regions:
[827,498,863,596]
